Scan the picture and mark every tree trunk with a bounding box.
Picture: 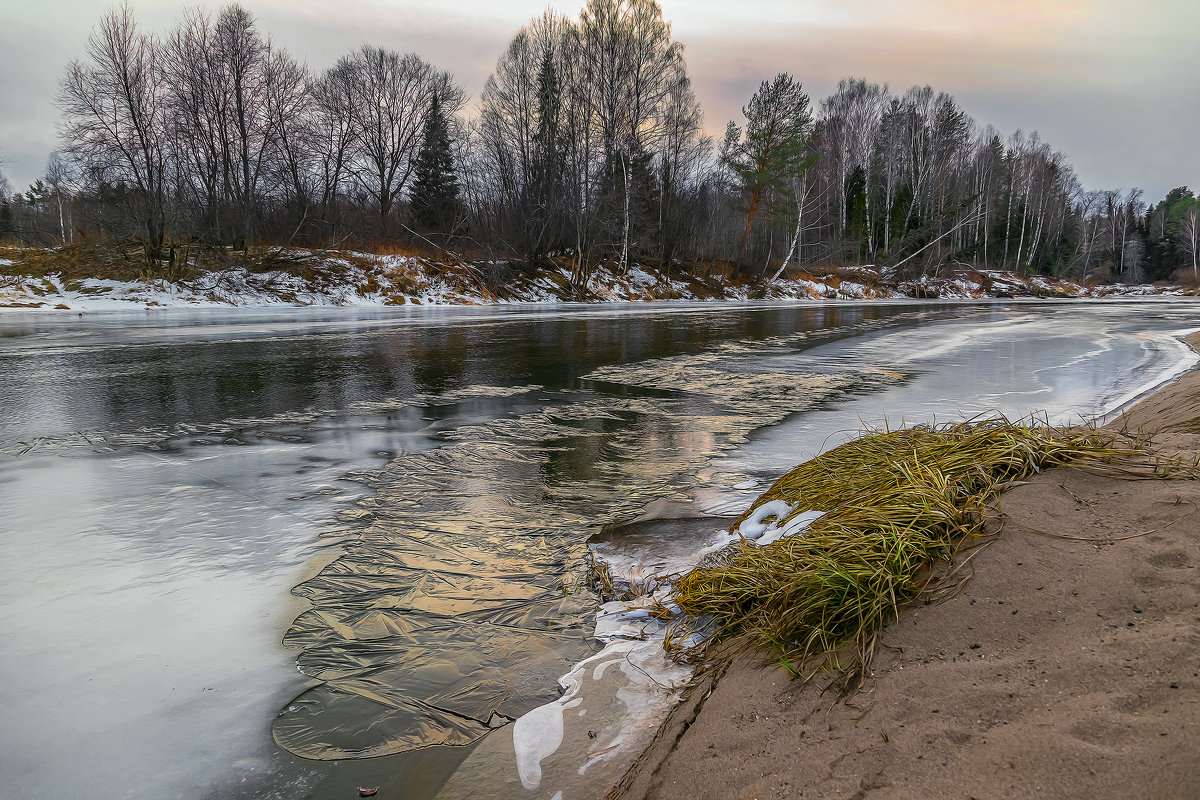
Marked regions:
[771,186,805,282]
[736,186,763,274]
[620,150,631,274]
[56,193,67,244]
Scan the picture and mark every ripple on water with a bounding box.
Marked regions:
[272,346,906,762]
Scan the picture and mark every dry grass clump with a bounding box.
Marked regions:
[0,242,385,289]
[585,551,676,604]
[0,241,167,282]
[668,418,1192,684]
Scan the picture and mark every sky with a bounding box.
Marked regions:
[1,0,1197,202]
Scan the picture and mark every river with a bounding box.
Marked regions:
[0,299,1196,800]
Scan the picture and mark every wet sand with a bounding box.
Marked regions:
[610,335,1200,800]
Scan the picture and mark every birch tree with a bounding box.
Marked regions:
[820,78,886,259]
[44,152,74,243]
[576,0,685,270]
[1179,206,1199,279]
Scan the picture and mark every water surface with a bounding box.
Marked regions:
[0,299,1195,799]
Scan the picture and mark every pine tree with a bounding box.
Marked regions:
[410,95,460,234]
[724,73,814,273]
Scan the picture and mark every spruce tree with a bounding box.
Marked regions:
[410,95,460,234]
[531,50,561,204]
[525,49,566,260]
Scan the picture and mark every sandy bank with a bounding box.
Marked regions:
[610,336,1200,800]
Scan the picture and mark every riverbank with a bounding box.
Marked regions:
[1,244,1194,310]
[610,335,1200,799]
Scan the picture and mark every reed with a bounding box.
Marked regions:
[667,418,1188,684]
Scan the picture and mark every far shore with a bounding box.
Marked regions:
[610,333,1200,800]
[2,244,1196,310]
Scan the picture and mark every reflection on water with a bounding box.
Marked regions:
[274,350,905,760]
[0,302,914,800]
[0,304,882,449]
[0,300,1196,800]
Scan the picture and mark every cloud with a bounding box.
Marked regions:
[1,0,1195,200]
[673,1,1200,198]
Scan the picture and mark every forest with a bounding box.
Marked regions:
[1,0,1197,286]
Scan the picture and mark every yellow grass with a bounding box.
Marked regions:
[667,418,1196,685]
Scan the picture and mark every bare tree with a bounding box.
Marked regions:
[875,98,909,257]
[264,47,315,236]
[655,74,706,266]
[820,78,886,258]
[1070,190,1102,279]
[310,60,359,228]
[213,4,273,244]
[969,128,1004,267]
[58,1,169,260]
[162,3,297,245]
[341,45,463,231]
[163,8,221,237]
[577,0,685,270]
[770,173,819,281]
[0,167,11,240]
[478,12,573,259]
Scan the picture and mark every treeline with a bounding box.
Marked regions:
[1,0,1197,284]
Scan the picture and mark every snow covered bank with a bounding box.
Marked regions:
[2,247,1194,310]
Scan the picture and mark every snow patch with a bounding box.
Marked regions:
[733,501,825,546]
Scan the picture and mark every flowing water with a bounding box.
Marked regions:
[0,299,1196,800]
